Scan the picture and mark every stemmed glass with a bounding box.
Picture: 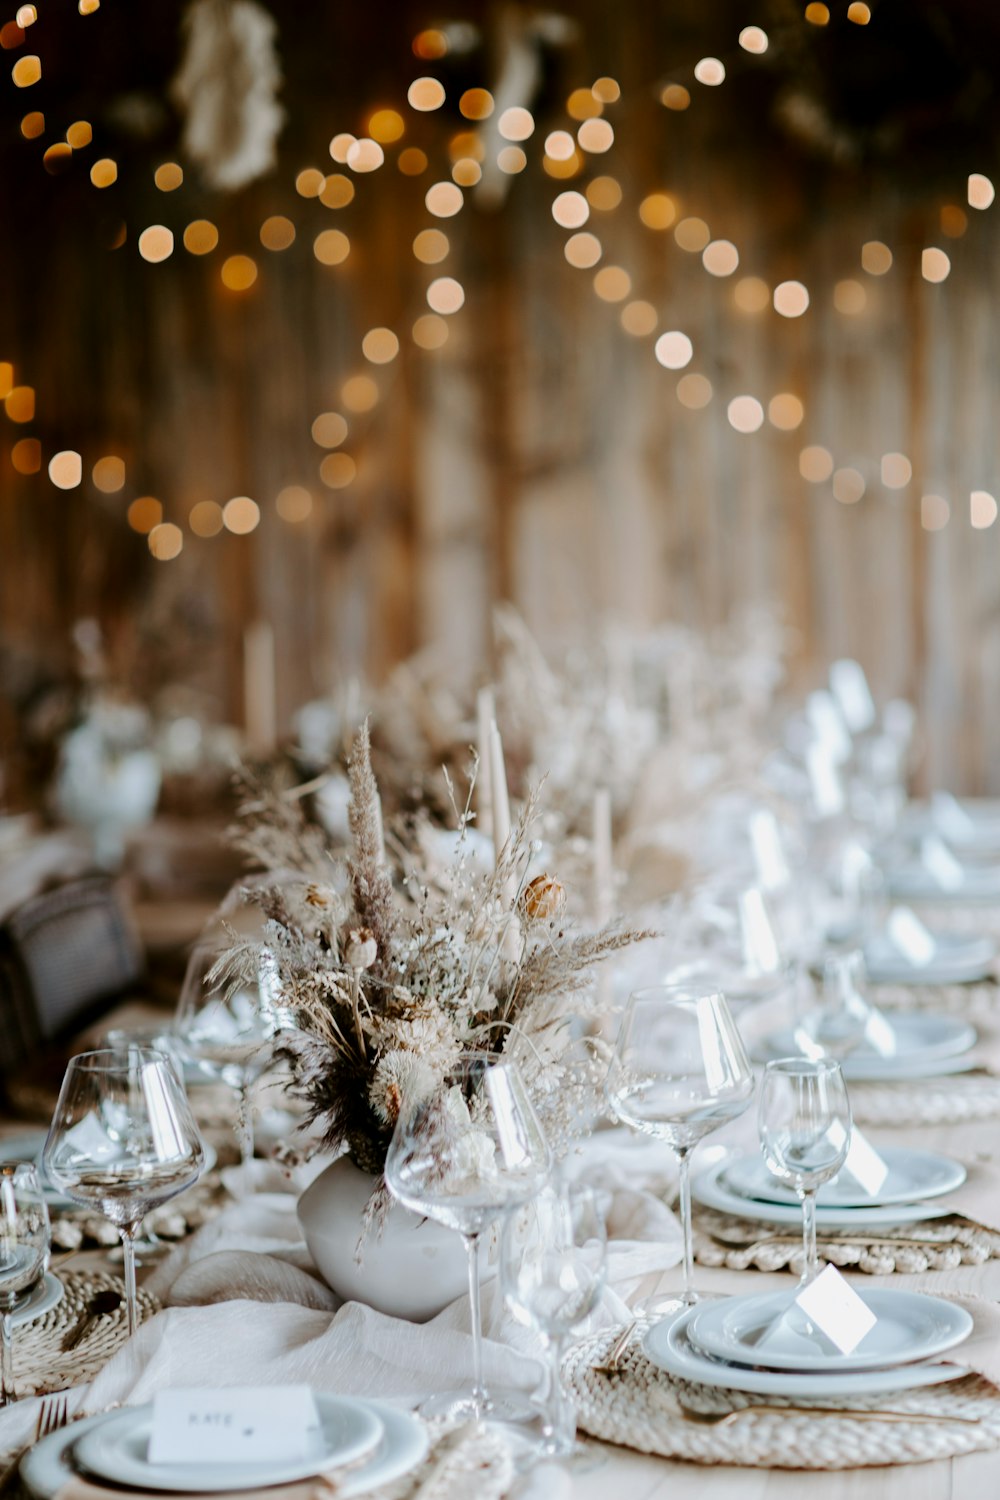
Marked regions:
[174,945,283,1194]
[43,1048,205,1335]
[606,986,754,1313]
[759,1056,852,1284]
[384,1054,551,1423]
[794,949,885,1060]
[501,1182,606,1461]
[0,1164,50,1407]
[103,1024,186,1264]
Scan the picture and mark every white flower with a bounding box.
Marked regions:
[345,927,377,970]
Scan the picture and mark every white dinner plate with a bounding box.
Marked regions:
[22,1402,428,1500]
[686,1288,973,1373]
[761,1013,977,1081]
[692,1158,956,1228]
[887,861,1000,903]
[722,1146,966,1209]
[74,1393,383,1492]
[643,1306,970,1398]
[863,933,997,986]
[11,1272,64,1328]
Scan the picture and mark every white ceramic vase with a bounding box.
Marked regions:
[297,1155,475,1323]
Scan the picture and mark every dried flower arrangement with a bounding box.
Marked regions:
[214,721,653,1223]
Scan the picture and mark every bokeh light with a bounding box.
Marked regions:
[832,467,865,504]
[773,280,810,317]
[971,490,997,529]
[408,77,446,112]
[593,266,631,302]
[312,412,348,448]
[739,26,768,52]
[728,396,765,433]
[362,327,400,363]
[128,496,162,533]
[11,438,40,474]
[221,254,258,289]
[552,190,589,229]
[577,118,613,152]
[834,278,866,314]
[260,215,295,250]
[588,176,622,211]
[12,55,41,86]
[768,393,805,430]
[414,229,450,263]
[92,455,125,492]
[154,161,183,191]
[969,173,995,210]
[660,84,690,110]
[222,496,260,534]
[881,452,912,488]
[320,175,354,208]
[427,277,465,314]
[189,500,223,537]
[185,220,219,254]
[412,313,449,349]
[5,386,34,423]
[921,494,950,531]
[368,108,404,143]
[564,232,602,268]
[295,168,326,197]
[138,226,174,263]
[426,181,463,217]
[694,57,725,85]
[320,452,357,488]
[676,373,713,408]
[313,230,350,266]
[639,192,677,230]
[66,120,93,149]
[734,276,770,312]
[921,247,950,283]
[654,331,693,369]
[620,300,658,336]
[674,217,710,251]
[460,88,494,120]
[276,486,313,523]
[702,239,739,276]
[148,522,184,560]
[90,158,117,187]
[799,445,834,482]
[861,240,893,275]
[347,138,384,173]
[342,374,379,412]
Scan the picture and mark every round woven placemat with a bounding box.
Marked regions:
[849,1075,1000,1127]
[564,1322,1000,1469]
[12,1268,160,1398]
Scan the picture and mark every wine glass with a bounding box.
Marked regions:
[501,1182,606,1461]
[174,944,283,1194]
[606,986,754,1314]
[758,1056,852,1284]
[43,1048,205,1334]
[0,1164,50,1406]
[384,1054,551,1423]
[794,949,885,1060]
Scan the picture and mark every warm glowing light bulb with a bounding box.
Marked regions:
[654,331,693,369]
[773,280,810,317]
[921,247,950,283]
[693,57,725,85]
[222,496,260,534]
[739,26,768,52]
[969,173,995,210]
[552,190,589,228]
[408,77,446,112]
[728,396,765,433]
[138,226,174,263]
[48,451,82,489]
[702,239,739,276]
[426,181,463,217]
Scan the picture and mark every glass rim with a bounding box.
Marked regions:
[62,1046,176,1073]
[763,1055,845,1078]
[626,984,727,1007]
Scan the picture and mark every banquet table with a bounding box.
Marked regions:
[5,1100,1000,1499]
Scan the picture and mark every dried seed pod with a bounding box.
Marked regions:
[345,926,377,970]
[520,873,567,921]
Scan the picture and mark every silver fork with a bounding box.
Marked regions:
[0,1391,71,1494]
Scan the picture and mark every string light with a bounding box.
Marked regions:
[728,396,764,433]
[148,522,183,559]
[276,486,313,523]
[921,494,950,531]
[654,331,693,369]
[971,490,997,529]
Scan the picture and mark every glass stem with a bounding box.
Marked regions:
[0,1311,13,1407]
[800,1187,818,1283]
[463,1232,488,1419]
[235,1079,254,1197]
[121,1224,139,1337]
[675,1145,695,1303]
[542,1333,574,1456]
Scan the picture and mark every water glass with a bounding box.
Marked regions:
[501,1182,606,1459]
[759,1056,851,1283]
[0,1164,50,1406]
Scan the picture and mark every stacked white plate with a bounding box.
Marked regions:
[21,1394,429,1500]
[759,1013,978,1081]
[692,1145,966,1230]
[863,932,997,986]
[644,1288,974,1398]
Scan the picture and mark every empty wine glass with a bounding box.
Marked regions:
[384,1054,551,1423]
[501,1182,606,1461]
[0,1164,50,1407]
[174,944,283,1193]
[794,949,889,1060]
[759,1056,852,1284]
[43,1048,205,1334]
[606,986,754,1314]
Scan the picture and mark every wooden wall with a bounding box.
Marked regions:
[2,0,999,792]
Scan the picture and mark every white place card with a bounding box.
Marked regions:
[807,744,846,818]
[887,906,937,967]
[748,811,790,893]
[921,836,965,892]
[830,659,877,735]
[863,1004,898,1057]
[148,1386,323,1466]
[840,1126,891,1197]
[794,1265,878,1354]
[738,888,782,974]
[807,691,853,764]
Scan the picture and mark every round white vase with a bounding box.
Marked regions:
[297,1156,475,1323]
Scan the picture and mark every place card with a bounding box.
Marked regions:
[807,744,846,818]
[840,1126,890,1197]
[756,1266,877,1358]
[830,659,877,735]
[738,888,781,974]
[794,1265,878,1354]
[148,1386,323,1466]
[807,690,853,764]
[887,906,937,966]
[921,835,965,892]
[862,1004,898,1057]
[748,810,790,893]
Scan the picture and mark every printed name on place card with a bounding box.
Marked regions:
[757,1266,877,1359]
[148,1386,322,1466]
